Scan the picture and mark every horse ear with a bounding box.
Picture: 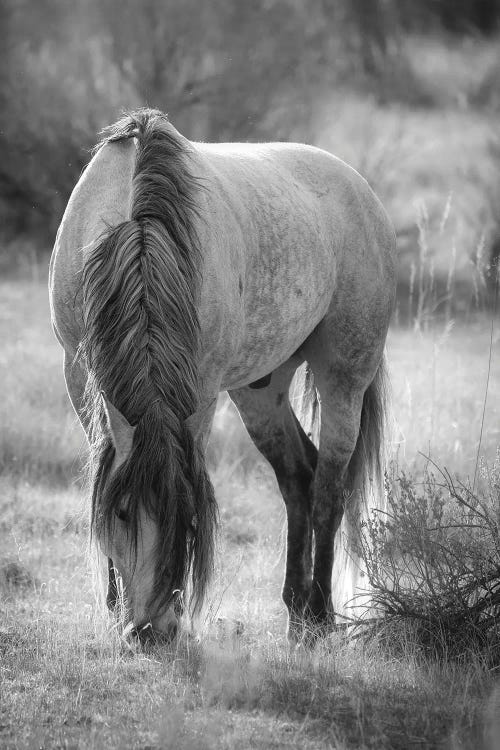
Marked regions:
[101,393,135,460]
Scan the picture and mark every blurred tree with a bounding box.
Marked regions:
[347,0,396,75]
[94,0,334,141]
[94,0,216,113]
[2,0,499,258]
[395,0,500,33]
[0,0,343,251]
[0,0,135,245]
[0,0,311,247]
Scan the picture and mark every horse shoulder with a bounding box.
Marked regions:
[49,140,136,352]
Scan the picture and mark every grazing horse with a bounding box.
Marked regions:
[49,108,396,642]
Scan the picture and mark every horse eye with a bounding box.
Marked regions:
[115,509,130,523]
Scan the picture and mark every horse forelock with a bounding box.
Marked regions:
[82,108,216,614]
[88,409,217,614]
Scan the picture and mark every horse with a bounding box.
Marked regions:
[49,108,396,643]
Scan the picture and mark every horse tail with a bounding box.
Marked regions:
[291,362,321,447]
[331,355,391,617]
[347,355,390,503]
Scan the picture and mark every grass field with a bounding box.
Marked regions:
[0,263,499,750]
[2,36,500,743]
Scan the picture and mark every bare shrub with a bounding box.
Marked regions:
[357,455,500,663]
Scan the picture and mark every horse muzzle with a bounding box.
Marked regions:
[127,620,178,646]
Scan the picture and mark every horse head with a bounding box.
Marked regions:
[95,395,215,644]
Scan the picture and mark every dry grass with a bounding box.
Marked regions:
[0,280,86,485]
[388,321,500,475]
[0,477,497,750]
[0,266,499,748]
[2,36,500,746]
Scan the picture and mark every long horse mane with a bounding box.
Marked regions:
[80,108,217,614]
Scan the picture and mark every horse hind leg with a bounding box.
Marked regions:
[308,383,365,627]
[302,327,386,631]
[228,359,318,641]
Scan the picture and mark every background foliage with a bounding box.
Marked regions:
[2,4,500,747]
[2,0,500,284]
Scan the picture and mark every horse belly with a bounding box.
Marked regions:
[220,249,335,390]
[197,144,348,392]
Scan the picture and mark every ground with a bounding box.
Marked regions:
[2,33,500,745]
[0,270,499,749]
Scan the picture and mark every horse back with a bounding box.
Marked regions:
[49,127,395,386]
[193,142,396,387]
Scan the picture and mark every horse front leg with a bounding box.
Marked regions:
[274,421,316,640]
[228,360,318,642]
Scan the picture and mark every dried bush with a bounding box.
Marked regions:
[356,455,500,663]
